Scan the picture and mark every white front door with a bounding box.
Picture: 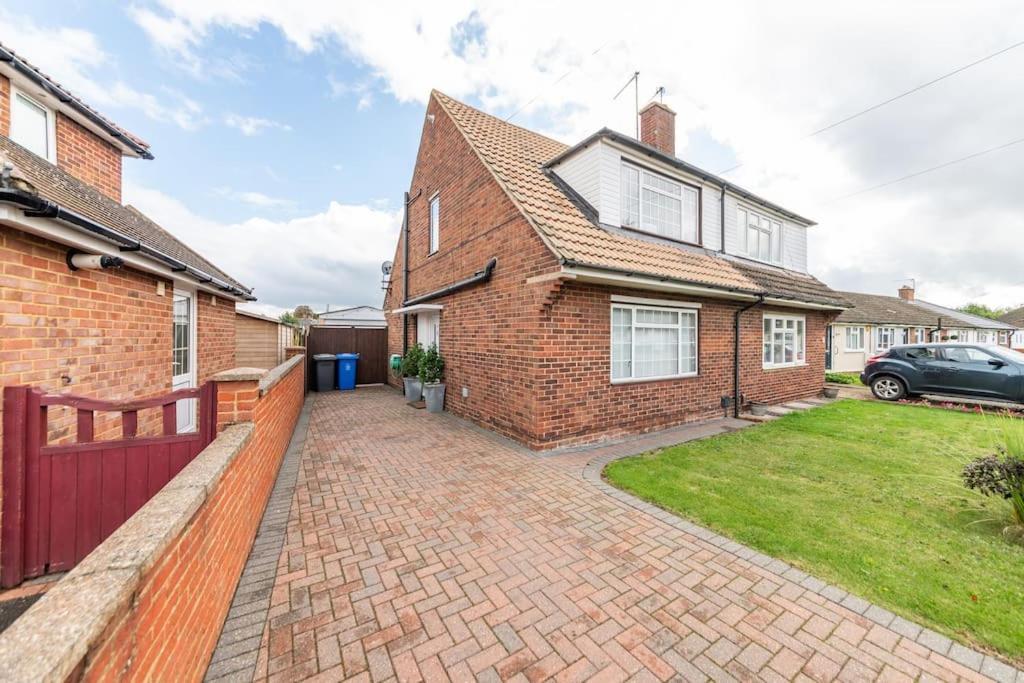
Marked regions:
[417,311,440,350]
[172,289,197,433]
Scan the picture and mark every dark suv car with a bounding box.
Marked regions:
[861,343,1024,403]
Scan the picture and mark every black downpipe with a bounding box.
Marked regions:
[733,295,765,417]
[402,191,410,354]
[403,258,497,307]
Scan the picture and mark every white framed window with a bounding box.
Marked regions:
[763,314,805,368]
[914,327,928,343]
[621,162,699,244]
[611,303,698,382]
[844,326,864,351]
[875,326,899,350]
[977,330,991,344]
[11,87,56,162]
[428,193,440,254]
[736,206,783,265]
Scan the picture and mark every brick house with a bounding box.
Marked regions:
[384,91,847,449]
[0,43,254,443]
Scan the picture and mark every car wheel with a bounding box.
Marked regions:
[871,376,906,401]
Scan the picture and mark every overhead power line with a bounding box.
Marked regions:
[505,42,609,123]
[826,134,1024,203]
[718,38,1024,175]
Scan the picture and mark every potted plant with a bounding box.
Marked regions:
[418,344,446,413]
[400,343,424,401]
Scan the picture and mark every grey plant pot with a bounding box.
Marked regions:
[750,402,769,416]
[403,377,422,402]
[423,383,446,413]
[823,386,840,399]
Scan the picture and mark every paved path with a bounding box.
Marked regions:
[217,388,1018,682]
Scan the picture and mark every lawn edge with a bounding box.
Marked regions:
[582,443,1024,681]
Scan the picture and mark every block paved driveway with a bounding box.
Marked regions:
[241,387,1002,682]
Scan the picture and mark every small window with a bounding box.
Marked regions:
[875,327,899,350]
[428,194,440,254]
[942,347,993,364]
[736,206,783,265]
[11,89,54,161]
[904,346,938,360]
[763,314,805,368]
[621,162,699,244]
[844,326,864,351]
[610,303,698,382]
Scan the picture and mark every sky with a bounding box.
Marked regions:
[2,1,1023,318]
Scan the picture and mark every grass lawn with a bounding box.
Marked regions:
[604,400,1024,663]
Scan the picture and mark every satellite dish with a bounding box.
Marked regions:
[382,261,393,275]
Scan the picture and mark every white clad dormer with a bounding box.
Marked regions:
[548,119,813,274]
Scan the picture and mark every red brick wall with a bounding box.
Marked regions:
[55,113,123,203]
[0,75,9,137]
[530,282,832,448]
[384,95,560,443]
[197,293,236,383]
[0,225,172,444]
[76,359,305,681]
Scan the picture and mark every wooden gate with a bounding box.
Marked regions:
[1,383,217,587]
[306,327,388,386]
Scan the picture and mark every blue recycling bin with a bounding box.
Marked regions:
[335,353,359,391]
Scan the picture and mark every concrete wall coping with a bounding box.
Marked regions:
[211,367,267,383]
[0,423,255,682]
[258,354,304,396]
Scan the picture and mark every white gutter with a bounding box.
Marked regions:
[0,206,249,302]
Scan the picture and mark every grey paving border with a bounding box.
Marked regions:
[203,396,314,682]
[580,427,1024,683]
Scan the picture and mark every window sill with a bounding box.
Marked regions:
[611,372,698,385]
[762,362,808,371]
[843,348,865,353]
[620,225,702,249]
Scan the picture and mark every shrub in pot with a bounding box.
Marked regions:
[400,344,424,401]
[418,344,446,413]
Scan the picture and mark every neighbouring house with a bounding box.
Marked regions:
[235,308,296,369]
[829,286,1017,372]
[0,43,253,443]
[383,91,847,450]
[999,306,1024,350]
[317,305,386,328]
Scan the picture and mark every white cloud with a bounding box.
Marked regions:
[223,113,292,136]
[112,1,1024,307]
[125,183,401,309]
[0,10,207,130]
[213,187,295,208]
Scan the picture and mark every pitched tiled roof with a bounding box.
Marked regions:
[0,42,151,158]
[0,135,249,294]
[834,292,941,326]
[432,91,845,307]
[999,306,1024,328]
[913,300,1016,330]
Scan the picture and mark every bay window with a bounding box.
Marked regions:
[621,162,699,243]
[611,303,698,382]
[737,207,783,265]
[844,326,864,351]
[763,314,805,368]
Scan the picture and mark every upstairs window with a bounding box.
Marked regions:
[428,194,440,254]
[737,207,783,265]
[621,162,699,244]
[11,89,55,162]
[763,314,805,368]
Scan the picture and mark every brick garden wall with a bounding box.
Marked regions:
[384,94,560,443]
[0,356,306,681]
[55,113,123,203]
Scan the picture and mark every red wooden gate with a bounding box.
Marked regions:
[1,383,217,587]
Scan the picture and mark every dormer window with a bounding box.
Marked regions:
[11,87,55,162]
[737,206,783,265]
[621,162,699,244]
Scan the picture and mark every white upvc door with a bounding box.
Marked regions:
[417,311,440,350]
[172,288,198,433]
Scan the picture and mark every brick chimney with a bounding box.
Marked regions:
[898,285,915,302]
[639,102,676,156]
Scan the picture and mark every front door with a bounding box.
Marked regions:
[417,311,440,350]
[172,289,197,433]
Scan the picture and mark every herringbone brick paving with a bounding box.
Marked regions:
[239,387,1015,682]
